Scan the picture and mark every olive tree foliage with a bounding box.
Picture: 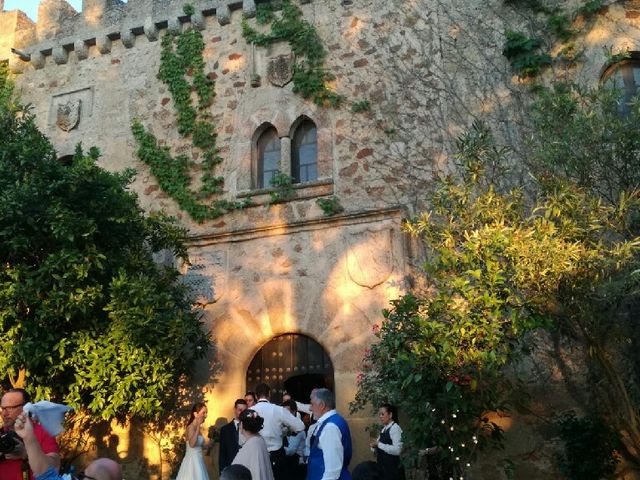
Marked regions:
[351,122,640,476]
[0,64,211,421]
[526,84,640,466]
[528,84,640,207]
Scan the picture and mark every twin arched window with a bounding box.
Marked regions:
[256,119,318,189]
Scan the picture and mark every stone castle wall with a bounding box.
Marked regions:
[2,0,640,478]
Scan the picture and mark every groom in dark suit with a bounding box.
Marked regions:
[218,398,248,474]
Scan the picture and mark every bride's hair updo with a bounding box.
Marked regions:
[187,402,207,426]
[239,409,264,433]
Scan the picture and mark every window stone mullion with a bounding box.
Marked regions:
[280,136,291,176]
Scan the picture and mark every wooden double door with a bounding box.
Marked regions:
[246,334,334,404]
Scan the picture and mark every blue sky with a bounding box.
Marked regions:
[4,1,84,21]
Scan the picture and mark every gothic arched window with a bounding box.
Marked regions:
[256,126,281,189]
[291,120,317,183]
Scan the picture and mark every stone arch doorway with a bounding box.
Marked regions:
[246,334,334,404]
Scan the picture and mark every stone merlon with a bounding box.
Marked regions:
[0,0,264,70]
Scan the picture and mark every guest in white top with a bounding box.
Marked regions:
[251,383,305,480]
[369,404,404,480]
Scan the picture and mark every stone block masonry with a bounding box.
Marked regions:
[0,0,259,72]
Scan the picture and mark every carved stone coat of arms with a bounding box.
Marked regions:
[267,54,294,87]
[56,99,82,132]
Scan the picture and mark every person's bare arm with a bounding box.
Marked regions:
[13,414,55,476]
[185,421,201,447]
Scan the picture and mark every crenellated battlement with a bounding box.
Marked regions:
[0,0,262,72]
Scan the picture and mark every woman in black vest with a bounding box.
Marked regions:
[369,404,404,480]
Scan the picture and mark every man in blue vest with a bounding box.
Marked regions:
[307,388,352,480]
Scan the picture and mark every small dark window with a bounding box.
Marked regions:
[257,127,281,189]
[292,120,317,183]
[603,57,640,115]
[58,155,74,166]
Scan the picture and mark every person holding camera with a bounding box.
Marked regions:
[12,412,122,480]
[0,389,60,480]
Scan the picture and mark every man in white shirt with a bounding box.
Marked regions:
[251,383,305,480]
[307,389,352,480]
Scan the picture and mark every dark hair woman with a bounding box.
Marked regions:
[232,409,274,480]
[369,404,404,480]
[175,402,210,480]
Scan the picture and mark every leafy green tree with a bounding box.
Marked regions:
[0,63,210,421]
[351,123,640,476]
[526,84,640,468]
[528,84,640,207]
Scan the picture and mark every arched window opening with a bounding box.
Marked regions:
[257,126,281,189]
[58,155,74,166]
[246,334,334,405]
[292,120,317,183]
[602,54,640,115]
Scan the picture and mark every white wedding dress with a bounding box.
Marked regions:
[176,434,210,480]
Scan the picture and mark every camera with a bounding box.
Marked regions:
[0,430,20,455]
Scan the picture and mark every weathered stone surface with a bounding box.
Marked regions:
[96,34,111,53]
[180,250,228,304]
[144,184,159,195]
[167,16,181,33]
[191,11,205,31]
[243,0,257,18]
[346,228,395,288]
[356,147,373,159]
[120,28,135,48]
[30,50,45,69]
[74,39,88,59]
[52,45,68,64]
[37,0,78,41]
[339,162,358,178]
[143,17,158,41]
[217,4,231,25]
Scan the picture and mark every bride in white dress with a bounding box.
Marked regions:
[176,402,210,480]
